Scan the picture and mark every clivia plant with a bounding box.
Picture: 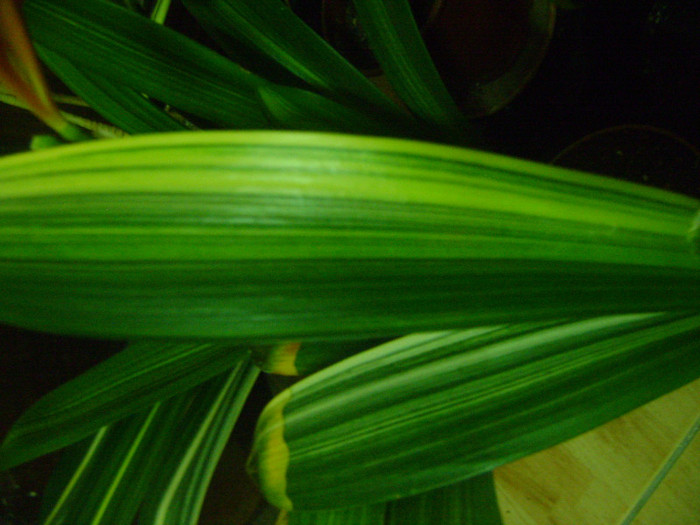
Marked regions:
[1,0,699,523]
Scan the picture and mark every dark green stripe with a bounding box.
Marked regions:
[274,314,700,508]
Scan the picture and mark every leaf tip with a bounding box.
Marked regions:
[248,389,293,510]
[253,342,301,376]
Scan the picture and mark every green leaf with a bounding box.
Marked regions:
[253,338,391,376]
[36,46,186,134]
[0,340,251,470]
[37,359,256,525]
[386,473,503,525]
[23,0,270,128]
[286,503,386,525]
[248,313,700,509]
[258,85,417,137]
[179,0,403,120]
[139,361,259,525]
[38,396,189,525]
[351,0,471,140]
[0,131,698,340]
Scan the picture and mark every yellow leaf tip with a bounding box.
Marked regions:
[248,389,293,510]
[254,342,301,376]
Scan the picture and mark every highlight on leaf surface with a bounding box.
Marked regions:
[0,131,699,340]
[248,313,700,509]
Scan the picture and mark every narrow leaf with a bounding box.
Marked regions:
[36,46,186,134]
[180,0,404,120]
[352,0,471,140]
[38,400,176,525]
[248,313,700,509]
[386,473,503,525]
[23,0,270,128]
[0,131,698,340]
[139,360,259,525]
[258,85,417,137]
[0,341,251,470]
[38,380,225,525]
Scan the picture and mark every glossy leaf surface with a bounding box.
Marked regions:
[0,131,698,340]
[249,313,700,509]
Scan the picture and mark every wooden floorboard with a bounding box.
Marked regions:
[494,378,700,525]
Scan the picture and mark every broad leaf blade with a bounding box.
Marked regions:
[0,340,251,470]
[249,313,700,509]
[0,131,698,340]
[386,473,503,524]
[24,0,270,128]
[285,503,386,525]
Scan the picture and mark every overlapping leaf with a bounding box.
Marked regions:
[23,0,270,128]
[179,0,401,118]
[38,400,182,525]
[37,360,257,525]
[253,338,391,376]
[352,0,470,140]
[285,503,386,525]
[0,340,251,469]
[0,131,698,340]
[249,313,700,509]
[139,362,259,525]
[37,47,186,134]
[281,472,501,523]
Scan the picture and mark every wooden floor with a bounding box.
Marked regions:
[495,377,700,525]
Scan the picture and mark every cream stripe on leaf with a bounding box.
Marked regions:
[249,313,700,509]
[0,131,698,339]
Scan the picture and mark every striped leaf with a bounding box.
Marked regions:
[352,0,470,140]
[179,0,403,119]
[139,362,259,525]
[23,0,270,128]
[0,340,251,470]
[386,473,503,525]
[281,472,501,523]
[38,361,256,525]
[38,398,187,525]
[258,84,420,138]
[0,131,698,340]
[36,46,187,134]
[248,313,700,509]
[284,503,385,525]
